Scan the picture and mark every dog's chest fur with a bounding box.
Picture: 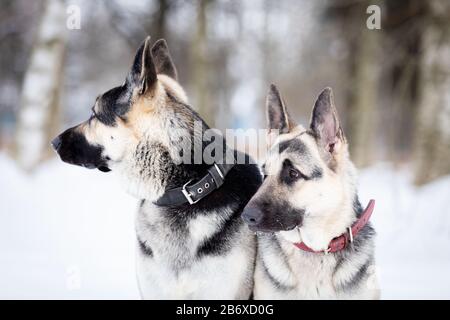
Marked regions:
[254,227,379,299]
[135,194,256,299]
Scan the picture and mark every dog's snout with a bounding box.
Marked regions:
[51,136,62,151]
[242,205,263,226]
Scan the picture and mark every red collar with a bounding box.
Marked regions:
[293,199,375,254]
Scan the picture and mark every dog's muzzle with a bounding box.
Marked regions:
[242,200,304,232]
[51,136,62,152]
[242,205,264,229]
[51,129,111,172]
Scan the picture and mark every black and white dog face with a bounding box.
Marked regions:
[243,85,355,235]
[52,37,203,199]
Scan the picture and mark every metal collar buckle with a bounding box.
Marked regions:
[181,179,199,205]
[213,163,224,179]
[348,227,354,243]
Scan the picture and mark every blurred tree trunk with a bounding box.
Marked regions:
[382,0,424,165]
[154,0,169,40]
[346,22,379,167]
[14,0,66,171]
[329,1,380,167]
[413,0,450,185]
[261,0,275,85]
[191,0,214,127]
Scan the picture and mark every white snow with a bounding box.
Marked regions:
[359,164,450,299]
[0,153,449,299]
[0,153,139,299]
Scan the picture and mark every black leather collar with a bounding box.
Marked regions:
[154,163,234,206]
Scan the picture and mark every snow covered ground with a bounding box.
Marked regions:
[0,153,449,299]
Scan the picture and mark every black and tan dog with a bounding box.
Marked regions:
[242,85,379,299]
[52,37,261,299]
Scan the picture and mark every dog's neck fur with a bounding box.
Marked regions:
[121,140,210,202]
[119,99,232,202]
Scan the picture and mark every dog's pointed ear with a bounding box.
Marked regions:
[128,36,157,95]
[151,39,178,81]
[310,87,345,155]
[266,84,293,134]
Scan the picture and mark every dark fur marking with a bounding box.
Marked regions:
[353,197,364,218]
[260,252,295,291]
[305,129,317,139]
[278,139,307,155]
[271,235,294,273]
[137,237,153,257]
[261,260,292,291]
[96,84,133,126]
[196,212,242,258]
[310,167,323,179]
[338,258,372,293]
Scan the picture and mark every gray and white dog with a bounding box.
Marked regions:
[52,37,261,299]
[242,85,379,299]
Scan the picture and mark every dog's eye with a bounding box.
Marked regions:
[281,159,308,184]
[289,168,300,179]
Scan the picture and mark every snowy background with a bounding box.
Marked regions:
[1,152,449,299]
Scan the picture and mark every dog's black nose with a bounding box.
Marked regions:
[242,205,263,226]
[51,136,62,151]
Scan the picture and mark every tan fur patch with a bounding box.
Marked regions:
[158,74,188,103]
